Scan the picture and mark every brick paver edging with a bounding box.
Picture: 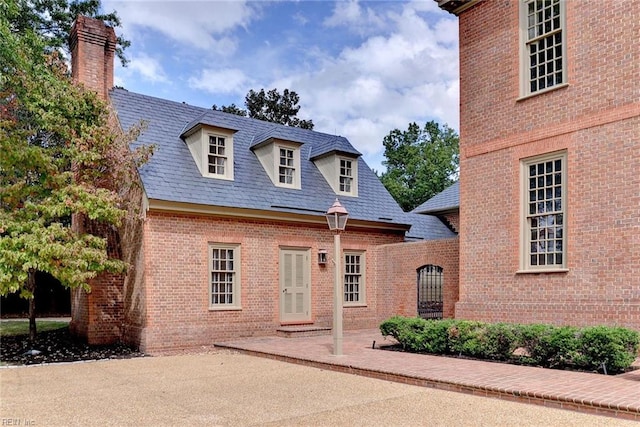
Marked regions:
[214,344,640,422]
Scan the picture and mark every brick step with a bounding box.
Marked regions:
[276,326,332,338]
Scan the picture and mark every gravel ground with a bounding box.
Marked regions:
[2,353,636,426]
[0,327,143,365]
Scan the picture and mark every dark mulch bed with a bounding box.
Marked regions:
[1,327,144,366]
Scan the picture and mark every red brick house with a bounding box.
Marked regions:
[437,0,639,329]
[67,16,459,353]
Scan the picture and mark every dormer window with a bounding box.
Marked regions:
[252,138,302,189]
[339,159,354,193]
[208,135,227,176]
[279,147,295,185]
[314,153,359,197]
[182,125,235,181]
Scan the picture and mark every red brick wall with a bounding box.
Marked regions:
[374,238,459,322]
[442,212,459,234]
[456,1,640,329]
[137,211,405,353]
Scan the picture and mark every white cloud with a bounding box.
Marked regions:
[128,53,168,83]
[104,0,257,53]
[266,2,459,170]
[323,0,385,35]
[188,68,251,94]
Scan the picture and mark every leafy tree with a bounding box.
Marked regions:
[379,121,459,212]
[0,1,149,342]
[9,0,130,65]
[213,88,314,130]
[212,103,247,117]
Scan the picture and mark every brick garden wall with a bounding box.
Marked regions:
[456,1,640,329]
[374,238,459,323]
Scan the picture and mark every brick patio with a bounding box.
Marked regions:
[215,329,640,421]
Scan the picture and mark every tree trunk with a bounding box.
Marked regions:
[27,268,37,344]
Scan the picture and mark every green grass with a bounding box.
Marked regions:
[0,320,69,337]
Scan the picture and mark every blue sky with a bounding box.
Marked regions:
[103,0,459,172]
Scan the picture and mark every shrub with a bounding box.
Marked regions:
[517,324,579,368]
[380,316,454,353]
[481,323,519,361]
[380,316,639,374]
[380,316,428,351]
[574,326,640,374]
[419,319,455,353]
[446,320,485,357]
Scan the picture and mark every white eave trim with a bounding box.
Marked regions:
[146,199,411,232]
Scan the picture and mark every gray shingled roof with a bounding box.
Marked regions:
[110,88,453,240]
[309,136,361,159]
[402,212,457,241]
[250,126,309,148]
[412,181,460,214]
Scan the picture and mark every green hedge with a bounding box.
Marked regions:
[380,316,639,374]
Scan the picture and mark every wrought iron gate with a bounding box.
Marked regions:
[417,265,443,319]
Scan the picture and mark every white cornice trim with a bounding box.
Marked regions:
[438,0,481,15]
[146,199,411,232]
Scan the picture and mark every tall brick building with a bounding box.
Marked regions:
[67,16,459,352]
[437,0,639,329]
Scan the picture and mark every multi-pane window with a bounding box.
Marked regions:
[339,159,353,193]
[210,245,240,309]
[344,252,365,304]
[523,0,565,94]
[208,136,227,175]
[523,153,566,269]
[279,148,295,185]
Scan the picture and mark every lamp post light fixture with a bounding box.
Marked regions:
[326,198,348,356]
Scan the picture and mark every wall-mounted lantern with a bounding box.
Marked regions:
[318,249,328,265]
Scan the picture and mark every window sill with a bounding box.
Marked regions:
[344,303,367,308]
[516,83,569,102]
[209,306,242,311]
[516,268,569,274]
[204,173,234,181]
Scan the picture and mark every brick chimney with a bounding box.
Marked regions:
[68,16,123,346]
[69,16,117,99]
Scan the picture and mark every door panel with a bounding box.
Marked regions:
[280,249,310,322]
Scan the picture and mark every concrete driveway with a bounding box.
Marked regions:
[0,352,635,426]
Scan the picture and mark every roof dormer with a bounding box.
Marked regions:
[310,137,361,197]
[251,127,304,190]
[181,113,239,181]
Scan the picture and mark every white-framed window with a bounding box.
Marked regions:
[279,147,295,185]
[339,159,353,193]
[344,251,365,305]
[520,0,566,97]
[209,244,241,310]
[208,135,227,176]
[273,144,300,189]
[521,152,567,271]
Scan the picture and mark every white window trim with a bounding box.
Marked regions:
[203,131,234,181]
[274,143,301,189]
[519,151,568,273]
[343,250,366,307]
[518,0,567,98]
[337,156,358,197]
[209,243,241,310]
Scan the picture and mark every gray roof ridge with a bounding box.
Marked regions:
[179,111,209,137]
